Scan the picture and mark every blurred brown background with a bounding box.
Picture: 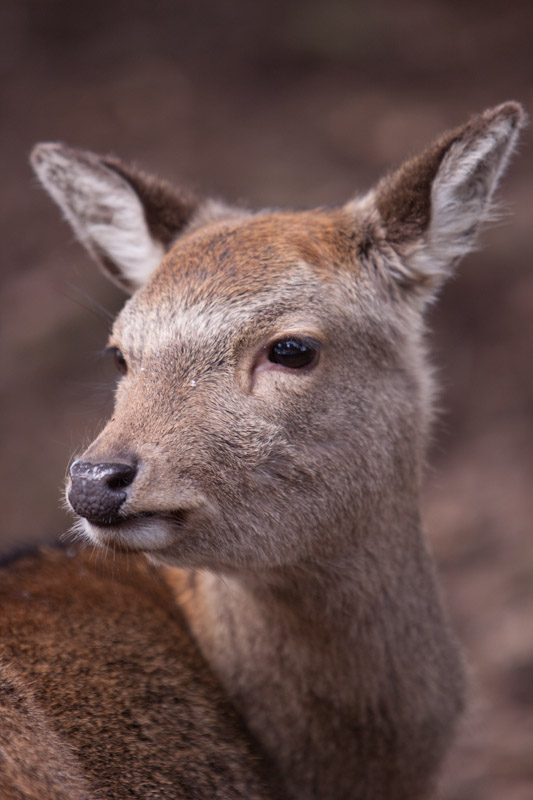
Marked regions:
[1,1,532,798]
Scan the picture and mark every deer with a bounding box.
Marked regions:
[0,102,524,800]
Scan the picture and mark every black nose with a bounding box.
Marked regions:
[68,460,137,526]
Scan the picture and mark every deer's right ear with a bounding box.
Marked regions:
[31,143,198,293]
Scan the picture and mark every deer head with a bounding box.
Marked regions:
[31,103,524,572]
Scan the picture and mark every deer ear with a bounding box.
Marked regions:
[355,102,525,298]
[31,143,198,293]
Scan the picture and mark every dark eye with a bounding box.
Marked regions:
[268,338,318,369]
[109,347,128,375]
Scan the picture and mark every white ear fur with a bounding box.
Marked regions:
[31,143,165,292]
[358,102,526,297]
[406,104,525,286]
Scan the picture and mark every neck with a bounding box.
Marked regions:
[164,511,464,800]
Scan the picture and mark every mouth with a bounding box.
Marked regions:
[90,510,155,528]
[77,510,188,553]
[82,509,187,528]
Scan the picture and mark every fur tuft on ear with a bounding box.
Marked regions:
[356,102,526,297]
[31,143,198,293]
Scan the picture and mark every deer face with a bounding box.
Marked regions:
[31,102,524,570]
[72,210,422,569]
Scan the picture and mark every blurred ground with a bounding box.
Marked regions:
[0,1,532,798]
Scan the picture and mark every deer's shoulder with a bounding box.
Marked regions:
[0,546,276,800]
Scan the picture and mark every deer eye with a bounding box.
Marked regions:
[108,347,128,375]
[268,338,319,369]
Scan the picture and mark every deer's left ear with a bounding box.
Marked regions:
[352,102,525,299]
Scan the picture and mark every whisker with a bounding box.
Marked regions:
[58,284,117,325]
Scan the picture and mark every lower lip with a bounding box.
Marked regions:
[88,511,155,528]
[91,510,186,530]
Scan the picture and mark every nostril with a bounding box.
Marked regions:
[105,464,137,491]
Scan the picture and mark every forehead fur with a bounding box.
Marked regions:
[112,207,370,357]
[151,207,362,302]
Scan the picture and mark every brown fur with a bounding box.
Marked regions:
[2,103,524,799]
[0,548,278,799]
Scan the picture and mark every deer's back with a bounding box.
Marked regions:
[0,547,275,800]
